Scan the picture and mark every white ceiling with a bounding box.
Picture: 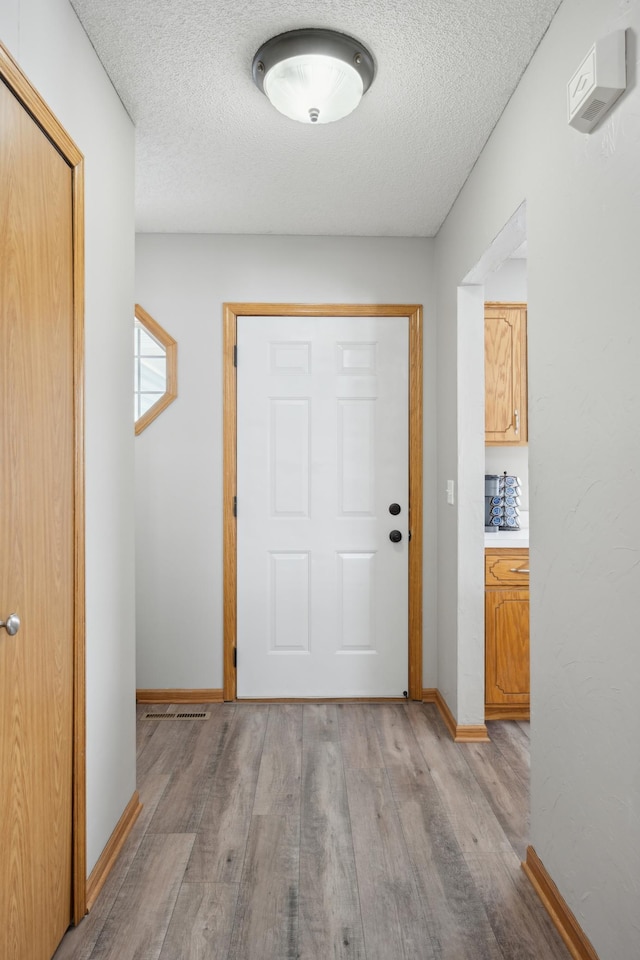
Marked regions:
[70,0,562,236]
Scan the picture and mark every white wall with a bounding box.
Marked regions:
[135,235,437,690]
[484,256,528,301]
[1,0,136,874]
[435,1,640,956]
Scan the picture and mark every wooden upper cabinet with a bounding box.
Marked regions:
[485,302,527,445]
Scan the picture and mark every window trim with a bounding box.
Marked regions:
[134,303,177,435]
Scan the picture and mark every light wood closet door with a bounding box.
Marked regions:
[0,78,74,959]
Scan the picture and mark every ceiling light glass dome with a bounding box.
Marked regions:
[252,29,375,125]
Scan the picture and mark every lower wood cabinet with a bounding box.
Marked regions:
[485,548,530,720]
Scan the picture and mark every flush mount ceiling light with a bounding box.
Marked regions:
[252,28,375,125]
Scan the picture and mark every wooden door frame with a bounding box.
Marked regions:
[1,45,87,921]
[223,303,423,701]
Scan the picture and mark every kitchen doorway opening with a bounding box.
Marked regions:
[456,201,529,728]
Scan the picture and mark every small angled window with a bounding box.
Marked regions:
[134,304,177,435]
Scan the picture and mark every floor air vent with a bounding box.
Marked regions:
[144,712,210,720]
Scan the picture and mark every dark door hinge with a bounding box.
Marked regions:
[233,495,237,517]
[233,647,237,668]
[233,344,237,367]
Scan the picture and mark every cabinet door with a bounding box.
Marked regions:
[485,303,527,444]
[485,588,530,705]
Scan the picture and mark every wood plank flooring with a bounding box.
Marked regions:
[55,703,570,960]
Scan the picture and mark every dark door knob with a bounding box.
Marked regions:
[389,530,402,543]
[389,503,401,515]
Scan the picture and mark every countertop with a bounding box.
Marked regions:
[484,511,529,548]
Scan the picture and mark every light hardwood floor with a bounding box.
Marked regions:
[55,703,570,960]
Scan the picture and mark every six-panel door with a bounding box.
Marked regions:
[236,315,409,697]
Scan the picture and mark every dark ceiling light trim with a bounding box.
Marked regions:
[252,28,375,125]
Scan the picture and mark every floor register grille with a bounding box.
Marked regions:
[143,712,210,720]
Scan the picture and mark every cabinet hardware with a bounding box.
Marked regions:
[514,409,520,435]
[509,567,529,574]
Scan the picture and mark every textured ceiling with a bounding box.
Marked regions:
[70,0,562,236]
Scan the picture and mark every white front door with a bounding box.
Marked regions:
[236,315,409,697]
